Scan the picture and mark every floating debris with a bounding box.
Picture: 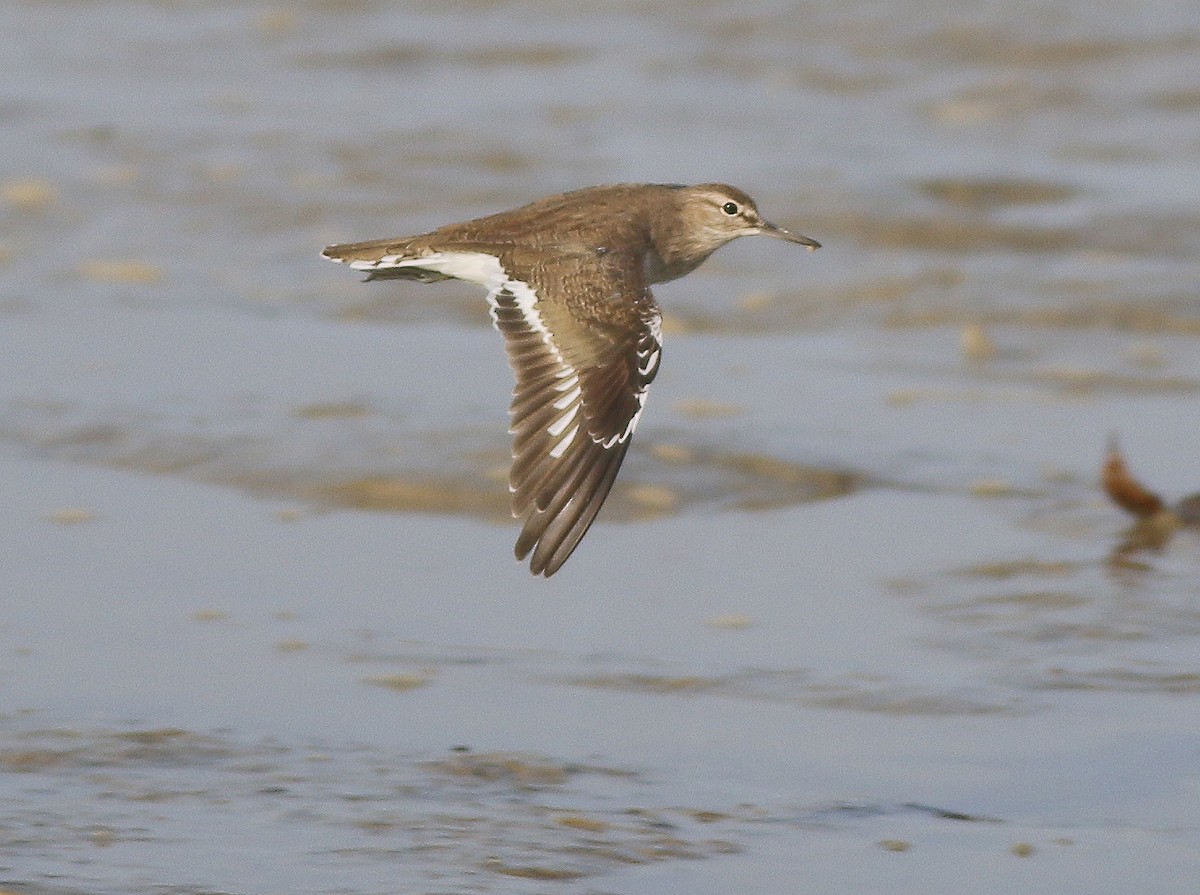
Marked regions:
[78,259,165,285]
[555,813,611,833]
[1101,436,1200,559]
[1101,437,1166,519]
[2,178,57,210]
[961,322,998,362]
[363,672,433,692]
[45,507,96,525]
[1123,340,1167,369]
[293,400,372,419]
[969,478,1015,497]
[674,398,743,419]
[916,176,1077,208]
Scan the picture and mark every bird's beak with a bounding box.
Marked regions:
[759,220,821,250]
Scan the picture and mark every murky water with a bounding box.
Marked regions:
[2,1,1199,892]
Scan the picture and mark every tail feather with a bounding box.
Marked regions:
[322,236,454,282]
[321,235,412,264]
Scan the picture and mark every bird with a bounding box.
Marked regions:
[322,183,820,576]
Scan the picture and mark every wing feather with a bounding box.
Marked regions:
[487,253,661,576]
[324,235,662,576]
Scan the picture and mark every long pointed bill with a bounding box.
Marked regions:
[759,220,821,250]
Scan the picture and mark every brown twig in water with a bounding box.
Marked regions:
[1101,435,1165,519]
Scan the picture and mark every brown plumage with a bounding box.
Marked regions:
[322,183,820,576]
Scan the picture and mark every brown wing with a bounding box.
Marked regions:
[488,251,662,576]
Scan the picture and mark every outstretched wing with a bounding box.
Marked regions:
[488,250,662,576]
[323,237,662,576]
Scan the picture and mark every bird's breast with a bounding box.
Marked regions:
[643,247,709,285]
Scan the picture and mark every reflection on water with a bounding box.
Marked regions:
[0,723,748,890]
[1,717,1023,894]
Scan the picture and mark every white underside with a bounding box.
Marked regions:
[347,250,509,290]
[349,249,652,461]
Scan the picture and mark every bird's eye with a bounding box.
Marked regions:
[721,201,740,216]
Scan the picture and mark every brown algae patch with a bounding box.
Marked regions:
[974,591,1089,611]
[0,727,237,773]
[1039,668,1200,694]
[299,43,583,72]
[956,559,1078,580]
[649,443,695,463]
[624,483,679,514]
[574,674,722,695]
[832,201,1200,259]
[77,259,165,285]
[9,404,858,523]
[315,475,511,518]
[573,670,1020,716]
[828,208,1082,254]
[916,176,1077,208]
[708,450,859,511]
[277,447,857,521]
[555,813,611,833]
[674,398,743,419]
[363,672,433,692]
[660,269,964,334]
[803,688,1020,716]
[1123,340,1168,369]
[1032,366,1198,395]
[887,366,1196,404]
[885,298,1200,335]
[44,507,97,525]
[1152,88,1200,111]
[485,861,586,881]
[2,178,57,210]
[969,478,1018,498]
[909,24,1198,69]
[293,400,372,419]
[421,750,633,788]
[960,322,999,362]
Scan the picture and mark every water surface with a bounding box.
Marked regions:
[2,1,1199,892]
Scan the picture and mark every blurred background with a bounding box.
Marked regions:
[1,1,1199,893]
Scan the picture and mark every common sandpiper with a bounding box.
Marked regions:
[322,183,820,576]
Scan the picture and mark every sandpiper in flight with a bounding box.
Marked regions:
[322,183,820,576]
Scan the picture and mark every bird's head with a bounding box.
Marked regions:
[682,183,821,251]
[647,184,819,282]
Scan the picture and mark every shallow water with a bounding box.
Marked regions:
[2,1,1200,892]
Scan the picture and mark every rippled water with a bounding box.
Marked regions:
[2,1,1200,892]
